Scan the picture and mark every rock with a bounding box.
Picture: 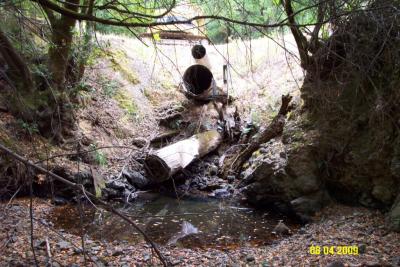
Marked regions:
[358,244,367,254]
[326,261,345,267]
[227,175,235,183]
[52,196,69,206]
[101,188,121,200]
[359,192,376,208]
[209,188,231,199]
[132,137,147,148]
[106,180,127,191]
[298,228,307,235]
[171,260,182,266]
[272,221,291,235]
[290,191,330,217]
[242,138,323,216]
[372,183,396,204]
[143,253,151,261]
[57,241,70,250]
[94,261,106,267]
[122,189,137,203]
[208,164,218,175]
[198,176,225,191]
[364,262,381,267]
[246,255,255,262]
[91,246,101,251]
[73,248,82,254]
[123,170,148,189]
[135,191,159,201]
[391,256,400,266]
[106,180,126,191]
[112,249,124,256]
[387,194,400,232]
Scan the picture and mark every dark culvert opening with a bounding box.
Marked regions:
[191,44,206,59]
[183,64,213,95]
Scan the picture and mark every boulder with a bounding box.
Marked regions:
[386,194,400,232]
[272,221,291,235]
[123,170,148,189]
[290,191,331,216]
[105,180,126,191]
[241,137,326,217]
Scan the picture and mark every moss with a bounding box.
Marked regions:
[253,150,262,158]
[0,130,17,151]
[110,55,139,84]
[90,47,139,85]
[160,79,176,91]
[113,89,139,118]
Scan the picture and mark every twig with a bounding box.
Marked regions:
[76,142,88,266]
[45,237,53,267]
[33,216,99,264]
[29,175,39,267]
[5,185,21,208]
[0,143,170,267]
[77,195,87,265]
[34,145,138,164]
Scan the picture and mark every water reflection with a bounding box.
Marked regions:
[51,195,294,249]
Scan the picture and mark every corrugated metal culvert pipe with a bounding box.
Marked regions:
[182,44,216,99]
[183,64,215,96]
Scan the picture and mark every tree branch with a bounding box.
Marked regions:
[282,0,310,68]
[0,143,170,267]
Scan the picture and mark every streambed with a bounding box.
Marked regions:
[50,194,296,249]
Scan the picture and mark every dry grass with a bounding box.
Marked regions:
[96,33,303,125]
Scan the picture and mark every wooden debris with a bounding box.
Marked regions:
[144,130,223,183]
[220,94,293,177]
[150,130,181,145]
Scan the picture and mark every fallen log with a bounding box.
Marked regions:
[144,130,223,183]
[221,94,293,178]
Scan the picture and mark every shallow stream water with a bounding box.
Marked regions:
[50,194,295,249]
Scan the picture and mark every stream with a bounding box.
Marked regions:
[50,193,296,249]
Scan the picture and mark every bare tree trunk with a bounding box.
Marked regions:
[0,27,33,92]
[0,27,37,122]
[66,0,94,89]
[282,0,310,68]
[42,0,80,141]
[47,0,79,90]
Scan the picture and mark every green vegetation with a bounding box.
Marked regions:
[17,119,39,136]
[114,89,139,118]
[89,144,108,166]
[89,46,139,85]
[192,0,317,43]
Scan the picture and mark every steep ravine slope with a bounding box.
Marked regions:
[241,1,400,231]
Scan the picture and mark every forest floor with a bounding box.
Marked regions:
[1,198,400,266]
